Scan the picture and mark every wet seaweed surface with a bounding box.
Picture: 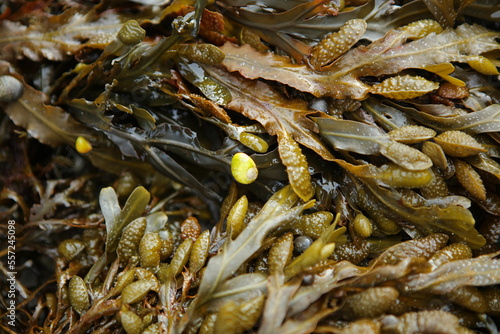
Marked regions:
[1,0,500,333]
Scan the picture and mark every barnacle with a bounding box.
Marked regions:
[434,131,486,157]
[231,152,258,185]
[371,75,439,100]
[310,19,367,69]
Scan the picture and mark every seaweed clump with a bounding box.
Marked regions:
[1,0,500,333]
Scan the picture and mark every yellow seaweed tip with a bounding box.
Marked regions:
[231,152,258,184]
[75,136,92,154]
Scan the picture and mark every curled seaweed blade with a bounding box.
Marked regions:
[361,177,485,249]
[176,59,232,105]
[335,160,433,188]
[424,63,467,86]
[422,141,448,170]
[466,153,500,181]
[313,117,389,155]
[372,233,449,266]
[277,307,335,334]
[104,188,150,250]
[405,253,500,293]
[315,117,432,170]
[258,275,301,334]
[387,102,500,134]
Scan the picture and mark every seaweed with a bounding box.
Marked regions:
[1,0,500,333]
